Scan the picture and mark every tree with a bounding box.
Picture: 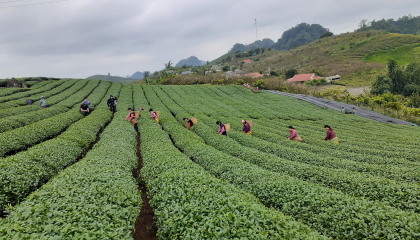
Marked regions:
[143,71,150,78]
[270,71,279,76]
[358,19,368,29]
[225,56,232,62]
[222,65,229,72]
[371,75,392,94]
[285,69,298,79]
[319,32,333,39]
[403,84,420,97]
[164,60,173,69]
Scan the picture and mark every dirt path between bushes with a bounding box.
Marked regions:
[132,134,158,240]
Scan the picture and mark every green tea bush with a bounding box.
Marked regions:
[0,80,66,104]
[0,111,140,239]
[0,109,83,157]
[0,109,112,213]
[140,117,326,239]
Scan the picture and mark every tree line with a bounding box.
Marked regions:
[357,15,420,35]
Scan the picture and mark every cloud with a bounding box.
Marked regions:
[0,0,419,78]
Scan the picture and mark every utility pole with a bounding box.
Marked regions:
[255,19,258,49]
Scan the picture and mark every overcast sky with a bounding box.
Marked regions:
[0,0,419,79]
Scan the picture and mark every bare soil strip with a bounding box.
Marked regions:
[132,134,158,240]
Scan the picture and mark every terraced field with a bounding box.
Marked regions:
[1,80,420,239]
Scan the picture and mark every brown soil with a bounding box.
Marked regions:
[132,134,158,240]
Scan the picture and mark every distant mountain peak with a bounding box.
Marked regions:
[175,56,206,67]
[130,71,144,79]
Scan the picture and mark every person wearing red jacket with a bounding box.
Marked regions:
[126,108,135,121]
[183,118,195,130]
[126,108,138,132]
[324,125,339,143]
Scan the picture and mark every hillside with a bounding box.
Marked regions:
[86,74,136,83]
[220,31,420,86]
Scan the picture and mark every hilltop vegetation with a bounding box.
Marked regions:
[357,14,420,35]
[272,23,329,51]
[229,38,275,53]
[226,23,329,55]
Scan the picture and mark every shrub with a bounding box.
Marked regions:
[236,79,246,85]
[253,79,266,89]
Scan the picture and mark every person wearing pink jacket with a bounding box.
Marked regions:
[149,108,159,123]
[216,121,227,135]
[324,125,339,143]
[288,126,302,142]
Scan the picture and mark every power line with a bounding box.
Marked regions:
[0,0,69,8]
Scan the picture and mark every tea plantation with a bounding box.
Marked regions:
[0,79,419,239]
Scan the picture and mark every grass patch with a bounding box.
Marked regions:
[335,69,386,87]
[364,44,420,65]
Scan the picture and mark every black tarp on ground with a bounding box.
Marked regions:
[265,90,414,126]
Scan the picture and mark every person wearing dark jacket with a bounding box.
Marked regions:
[107,95,116,113]
[183,118,194,130]
[80,103,90,117]
[324,125,339,143]
[241,120,251,135]
[216,121,227,135]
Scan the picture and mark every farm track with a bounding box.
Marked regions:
[132,134,158,240]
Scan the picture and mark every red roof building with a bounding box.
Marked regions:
[287,73,323,85]
[243,59,251,63]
